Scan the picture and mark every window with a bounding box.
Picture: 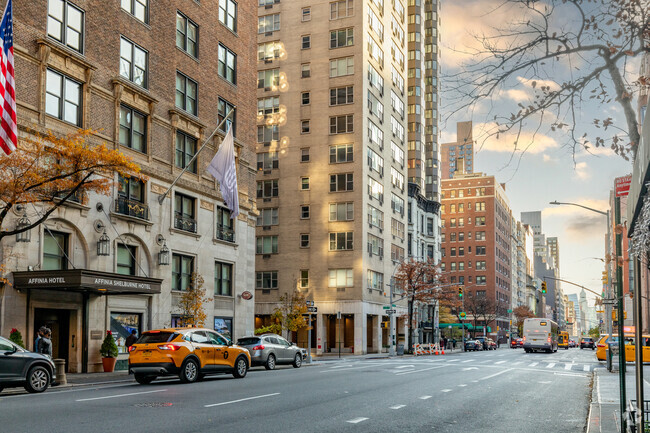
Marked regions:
[301,148,310,162]
[330,143,353,163]
[256,236,278,254]
[218,44,237,85]
[302,35,311,49]
[175,131,197,173]
[368,121,384,147]
[176,12,198,58]
[48,0,84,52]
[172,254,194,291]
[391,218,404,241]
[259,14,280,33]
[301,120,310,134]
[330,115,354,134]
[330,28,354,48]
[258,41,281,61]
[330,86,354,106]
[256,271,278,289]
[368,64,384,94]
[476,202,486,212]
[367,35,384,66]
[475,231,485,241]
[368,234,383,256]
[258,125,279,144]
[257,180,279,198]
[258,69,280,89]
[120,37,147,88]
[218,98,236,135]
[330,232,353,250]
[391,244,405,262]
[391,116,404,141]
[302,92,310,105]
[43,231,68,271]
[391,193,404,214]
[329,269,353,287]
[117,244,136,276]
[117,175,147,219]
[368,90,384,120]
[301,205,310,219]
[330,0,354,19]
[476,276,487,285]
[367,8,384,41]
[330,202,354,221]
[368,148,384,176]
[214,261,232,296]
[302,7,311,21]
[368,204,383,228]
[301,63,311,78]
[174,193,196,233]
[216,206,234,242]
[330,57,354,77]
[175,72,198,116]
[476,246,486,255]
[330,173,353,191]
[45,69,82,126]
[113,115,147,164]
[219,0,237,32]
[391,167,404,190]
[300,270,309,289]
[368,177,384,201]
[476,261,486,270]
[300,234,310,248]
[476,216,486,226]
[257,208,278,226]
[121,0,148,23]
[257,151,279,171]
[301,177,310,190]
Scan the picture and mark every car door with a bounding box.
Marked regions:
[265,336,282,361]
[205,331,230,370]
[189,331,214,369]
[0,338,25,381]
[277,337,294,361]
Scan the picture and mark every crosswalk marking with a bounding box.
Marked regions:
[529,362,538,367]
[583,365,590,372]
[390,405,406,410]
[347,418,368,424]
[546,363,556,368]
[441,389,452,393]
[495,360,506,365]
[565,363,573,370]
[461,359,474,363]
[419,395,432,400]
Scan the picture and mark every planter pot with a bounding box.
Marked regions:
[101,357,117,373]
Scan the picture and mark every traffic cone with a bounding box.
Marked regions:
[441,348,445,355]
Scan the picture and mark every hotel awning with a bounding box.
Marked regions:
[13,269,162,295]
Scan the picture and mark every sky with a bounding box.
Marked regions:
[439,0,640,304]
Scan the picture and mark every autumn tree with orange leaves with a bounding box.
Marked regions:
[394,258,444,351]
[0,129,141,242]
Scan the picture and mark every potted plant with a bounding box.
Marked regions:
[100,330,119,372]
[9,328,24,348]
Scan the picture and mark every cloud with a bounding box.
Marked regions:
[543,199,609,242]
[473,122,559,154]
[543,154,552,162]
[516,77,561,92]
[575,161,590,180]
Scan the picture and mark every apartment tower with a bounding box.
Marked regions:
[441,121,475,179]
[255,0,411,354]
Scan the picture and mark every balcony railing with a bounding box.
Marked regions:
[115,196,150,220]
[174,213,197,233]
[216,224,235,243]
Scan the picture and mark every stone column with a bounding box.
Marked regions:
[354,312,365,355]
[374,315,382,354]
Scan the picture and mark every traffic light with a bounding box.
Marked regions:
[541,281,547,294]
[458,286,464,297]
[602,271,608,285]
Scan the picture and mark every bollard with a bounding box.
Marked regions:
[53,358,67,385]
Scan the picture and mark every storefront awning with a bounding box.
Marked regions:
[13,269,162,295]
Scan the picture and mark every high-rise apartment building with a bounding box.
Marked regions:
[440,173,512,341]
[1,0,257,372]
[441,121,475,179]
[255,0,413,355]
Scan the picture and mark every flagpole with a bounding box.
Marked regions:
[158,106,236,205]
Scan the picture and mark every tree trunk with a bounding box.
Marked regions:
[408,296,414,351]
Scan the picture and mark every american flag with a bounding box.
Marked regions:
[0,0,15,156]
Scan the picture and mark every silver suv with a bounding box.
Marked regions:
[236,334,303,370]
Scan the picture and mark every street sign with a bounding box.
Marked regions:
[387,309,396,314]
[383,306,390,309]
[507,309,512,313]
[337,311,341,319]
[307,307,317,313]
[460,312,466,319]
[306,300,314,307]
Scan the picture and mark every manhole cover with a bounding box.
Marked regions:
[133,402,173,408]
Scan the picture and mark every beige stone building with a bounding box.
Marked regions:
[255,0,412,354]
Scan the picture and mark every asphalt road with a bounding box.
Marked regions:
[0,347,600,433]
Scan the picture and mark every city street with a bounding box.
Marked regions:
[0,348,600,433]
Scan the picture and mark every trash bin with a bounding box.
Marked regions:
[396,344,404,356]
[53,358,67,385]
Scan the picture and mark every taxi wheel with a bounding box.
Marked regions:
[233,356,248,379]
[180,358,199,383]
[292,353,302,368]
[265,354,276,370]
[134,374,156,385]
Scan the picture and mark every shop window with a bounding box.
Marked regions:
[110,312,141,354]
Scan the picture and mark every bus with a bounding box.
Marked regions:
[522,318,558,353]
[558,331,569,350]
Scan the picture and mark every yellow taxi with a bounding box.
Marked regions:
[128,327,251,384]
[595,334,650,362]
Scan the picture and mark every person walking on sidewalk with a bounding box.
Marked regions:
[125,330,138,350]
[34,326,46,353]
[38,328,53,358]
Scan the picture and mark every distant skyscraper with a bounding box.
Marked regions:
[441,121,475,179]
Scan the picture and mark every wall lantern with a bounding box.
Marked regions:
[97,229,111,256]
[15,211,31,243]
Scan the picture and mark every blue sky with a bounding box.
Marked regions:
[439,0,640,303]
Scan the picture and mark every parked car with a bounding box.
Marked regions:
[486,338,497,350]
[0,336,56,393]
[465,339,484,351]
[580,337,596,350]
[569,339,577,348]
[128,327,251,384]
[236,334,303,370]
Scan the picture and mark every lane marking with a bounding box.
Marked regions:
[395,365,447,376]
[458,384,467,387]
[545,363,556,369]
[511,361,522,366]
[205,392,280,408]
[529,362,538,367]
[538,381,551,384]
[461,359,474,363]
[462,367,478,371]
[76,389,167,402]
[395,365,414,369]
[564,363,573,371]
[446,359,460,363]
[478,368,513,381]
[347,418,369,424]
[471,380,479,383]
[419,395,432,400]
[320,365,378,373]
[495,360,506,365]
[583,365,590,372]
[554,372,588,378]
[390,405,406,410]
[441,389,452,393]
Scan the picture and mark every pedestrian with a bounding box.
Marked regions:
[125,330,138,349]
[452,338,457,349]
[38,328,53,358]
[34,326,46,352]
